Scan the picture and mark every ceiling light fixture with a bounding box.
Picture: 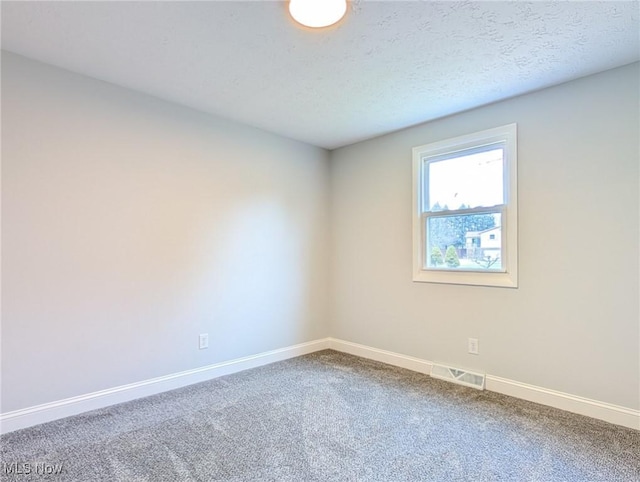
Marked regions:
[289,0,347,29]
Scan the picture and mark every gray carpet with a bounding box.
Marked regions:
[1,350,639,481]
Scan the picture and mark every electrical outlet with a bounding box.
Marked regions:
[468,337,479,355]
[199,333,209,350]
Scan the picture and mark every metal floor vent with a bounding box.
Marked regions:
[430,363,485,390]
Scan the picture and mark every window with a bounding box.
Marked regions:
[412,124,518,287]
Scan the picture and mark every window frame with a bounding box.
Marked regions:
[412,124,518,288]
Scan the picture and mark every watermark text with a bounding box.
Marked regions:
[2,462,64,476]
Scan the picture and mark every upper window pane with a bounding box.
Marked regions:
[427,147,504,211]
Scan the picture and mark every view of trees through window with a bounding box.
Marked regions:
[427,212,502,270]
[425,147,504,271]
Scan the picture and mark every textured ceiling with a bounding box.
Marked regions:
[2,1,639,149]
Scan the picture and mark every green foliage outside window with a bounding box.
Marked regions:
[430,246,444,266]
[445,246,460,268]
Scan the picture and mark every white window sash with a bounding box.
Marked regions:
[412,123,517,288]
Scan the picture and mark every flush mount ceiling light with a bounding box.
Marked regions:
[289,0,347,28]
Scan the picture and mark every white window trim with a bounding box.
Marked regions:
[412,124,518,288]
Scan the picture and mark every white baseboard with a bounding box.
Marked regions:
[328,338,639,430]
[328,338,433,375]
[485,374,640,430]
[3,337,638,434]
[0,338,331,434]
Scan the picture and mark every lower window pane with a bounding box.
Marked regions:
[426,213,502,271]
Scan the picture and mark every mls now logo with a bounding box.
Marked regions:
[3,462,64,475]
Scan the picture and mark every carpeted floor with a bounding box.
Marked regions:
[1,350,639,481]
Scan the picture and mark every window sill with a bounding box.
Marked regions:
[413,269,518,288]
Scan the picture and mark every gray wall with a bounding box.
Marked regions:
[1,53,330,412]
[3,52,638,415]
[329,63,639,410]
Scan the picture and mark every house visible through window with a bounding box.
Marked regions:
[412,124,518,287]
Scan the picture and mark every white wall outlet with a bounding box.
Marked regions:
[199,333,209,350]
[468,337,479,355]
